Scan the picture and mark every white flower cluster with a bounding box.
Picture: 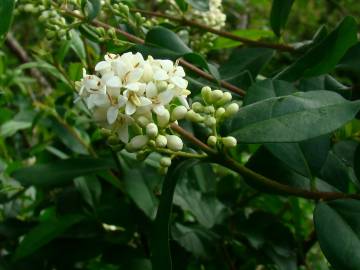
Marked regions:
[76,52,191,152]
[186,0,226,30]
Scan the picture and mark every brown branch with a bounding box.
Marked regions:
[171,123,360,201]
[5,33,52,95]
[61,9,246,96]
[130,8,296,53]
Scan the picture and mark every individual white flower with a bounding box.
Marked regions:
[106,95,127,125]
[123,86,152,115]
[78,69,106,96]
[113,113,133,143]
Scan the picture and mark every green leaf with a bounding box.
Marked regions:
[81,0,101,21]
[244,79,297,105]
[69,30,87,65]
[150,159,198,270]
[270,0,295,36]
[174,178,228,228]
[171,223,218,258]
[225,91,360,143]
[124,169,159,220]
[13,214,84,260]
[314,200,360,270]
[337,42,360,77]
[74,175,102,209]
[12,158,115,187]
[0,0,15,40]
[175,0,188,12]
[277,16,358,81]
[0,120,32,138]
[213,29,275,50]
[219,48,274,86]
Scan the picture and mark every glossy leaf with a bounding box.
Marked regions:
[12,158,115,187]
[270,0,295,36]
[81,0,101,21]
[277,16,358,81]
[150,159,198,270]
[13,214,84,260]
[0,0,15,40]
[314,200,360,270]
[185,0,209,11]
[225,91,360,143]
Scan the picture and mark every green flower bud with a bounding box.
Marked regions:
[210,90,223,103]
[158,110,170,127]
[201,86,212,103]
[225,103,239,117]
[203,106,215,114]
[155,135,167,148]
[160,157,172,167]
[191,102,203,112]
[222,136,237,148]
[126,135,149,152]
[207,136,217,147]
[185,110,204,123]
[204,116,216,127]
[216,92,232,106]
[137,116,150,127]
[171,106,188,121]
[166,135,183,151]
[215,107,226,118]
[146,123,158,138]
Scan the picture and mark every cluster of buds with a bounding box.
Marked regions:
[16,0,69,40]
[168,0,226,53]
[75,52,191,162]
[187,86,239,149]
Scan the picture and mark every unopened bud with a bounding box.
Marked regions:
[137,116,150,127]
[186,110,204,123]
[225,103,239,117]
[217,92,232,105]
[204,116,216,127]
[107,135,119,145]
[156,135,167,148]
[222,136,237,148]
[171,106,187,121]
[126,135,149,152]
[157,109,170,127]
[166,135,183,151]
[203,106,215,114]
[146,123,158,138]
[137,151,150,161]
[210,90,223,103]
[207,136,217,147]
[201,86,212,103]
[191,102,203,112]
[215,107,226,118]
[160,157,172,167]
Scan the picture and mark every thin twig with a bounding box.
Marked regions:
[60,9,246,96]
[171,123,360,201]
[5,33,53,95]
[130,8,296,53]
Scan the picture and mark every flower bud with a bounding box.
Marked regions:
[107,135,119,145]
[160,157,172,167]
[207,136,217,147]
[146,123,158,138]
[171,106,188,121]
[185,110,204,123]
[191,102,203,112]
[156,81,168,92]
[137,116,150,127]
[225,103,239,117]
[166,135,183,151]
[137,151,150,161]
[210,90,223,103]
[217,92,232,105]
[157,109,170,127]
[141,62,153,82]
[126,135,149,152]
[201,86,212,103]
[222,136,237,148]
[204,116,216,127]
[215,107,226,118]
[203,106,215,114]
[156,135,167,148]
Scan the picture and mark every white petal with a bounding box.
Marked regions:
[117,123,129,143]
[117,95,127,107]
[126,82,140,91]
[95,61,111,73]
[153,104,167,116]
[107,106,119,124]
[170,76,188,89]
[106,76,122,88]
[159,60,173,72]
[84,75,101,90]
[125,102,136,115]
[154,69,169,81]
[114,60,130,78]
[127,68,144,83]
[174,66,185,77]
[139,97,152,106]
[93,93,109,106]
[158,89,174,105]
[178,95,190,109]
[145,82,157,98]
